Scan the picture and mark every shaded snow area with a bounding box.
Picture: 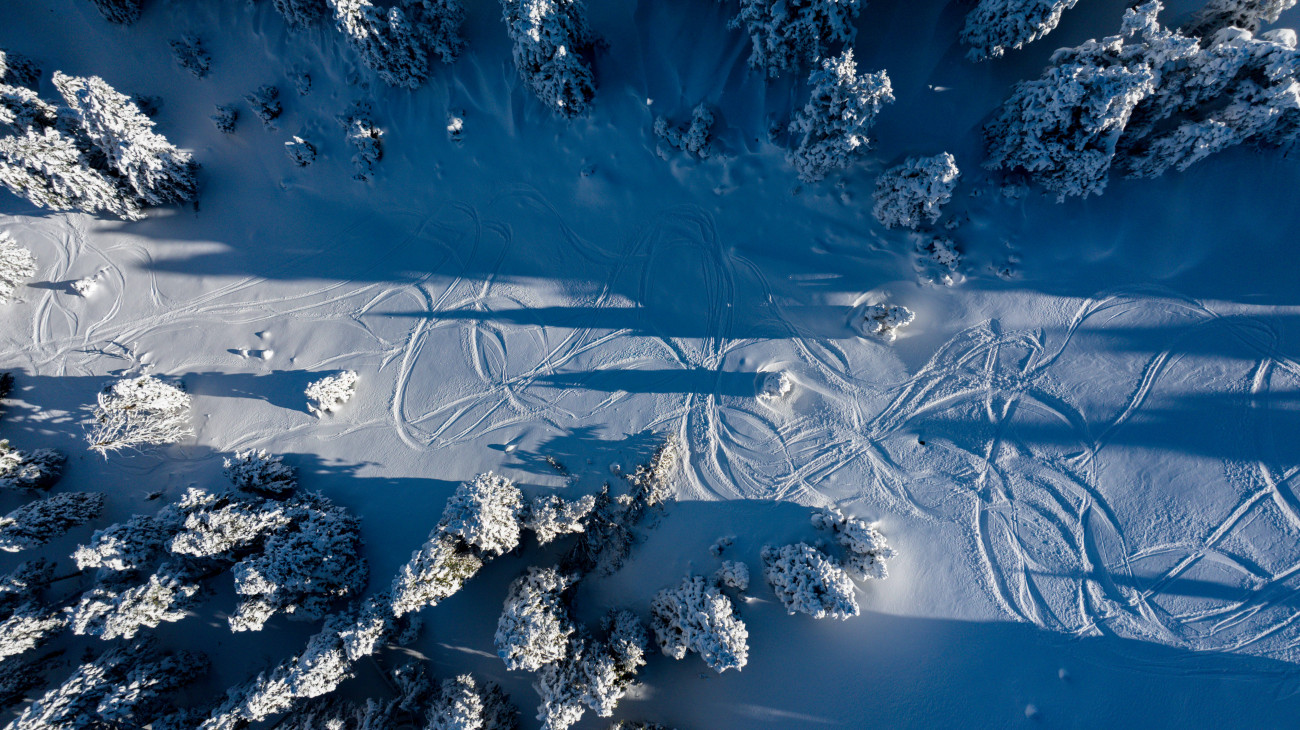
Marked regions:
[5,0,1300,728]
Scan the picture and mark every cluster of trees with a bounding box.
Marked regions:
[986,0,1300,199]
[0,56,196,220]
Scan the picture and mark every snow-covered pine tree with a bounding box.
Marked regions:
[167,488,293,560]
[439,472,524,559]
[86,375,193,455]
[68,562,201,640]
[761,542,858,619]
[224,449,297,496]
[871,152,960,230]
[0,559,54,616]
[731,0,862,77]
[1184,0,1297,36]
[649,574,748,673]
[501,0,595,117]
[1,83,57,136]
[425,673,518,730]
[524,492,596,545]
[534,611,648,729]
[0,50,41,89]
[87,0,143,25]
[330,0,430,89]
[402,0,467,63]
[961,0,1081,61]
[495,566,575,672]
[0,602,67,660]
[0,126,144,220]
[11,642,206,730]
[0,438,65,491]
[787,50,894,183]
[0,491,104,552]
[228,491,368,631]
[983,2,1199,198]
[390,533,484,616]
[72,514,170,575]
[274,0,331,28]
[52,72,199,207]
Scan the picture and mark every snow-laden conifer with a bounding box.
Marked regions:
[0,491,104,552]
[649,575,748,673]
[501,0,595,117]
[787,50,894,182]
[732,0,862,76]
[872,153,960,230]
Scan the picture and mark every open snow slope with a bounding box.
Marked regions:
[5,0,1300,727]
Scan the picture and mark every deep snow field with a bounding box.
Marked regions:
[5,0,1300,727]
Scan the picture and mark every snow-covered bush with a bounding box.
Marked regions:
[501,0,595,117]
[1184,0,1296,36]
[245,84,283,129]
[170,35,211,78]
[917,234,961,281]
[855,303,914,343]
[496,566,575,671]
[306,370,359,416]
[0,603,66,660]
[390,534,483,616]
[291,69,313,95]
[330,0,429,89]
[872,153,960,230]
[730,0,862,76]
[72,514,169,574]
[787,50,894,182]
[285,136,317,166]
[425,674,518,730]
[274,0,330,28]
[714,560,750,591]
[0,126,144,220]
[811,506,896,580]
[761,542,858,619]
[525,492,596,545]
[402,0,468,63]
[338,102,383,180]
[961,0,1081,61]
[0,492,103,552]
[72,275,98,296]
[88,0,143,24]
[0,439,63,491]
[211,103,238,134]
[224,449,297,496]
[53,72,199,207]
[86,375,192,455]
[69,565,200,639]
[654,103,715,158]
[649,575,748,673]
[439,472,524,558]
[447,111,465,143]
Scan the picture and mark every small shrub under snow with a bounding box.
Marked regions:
[212,104,238,134]
[713,560,750,592]
[811,506,897,580]
[305,370,359,417]
[285,136,317,166]
[654,103,715,158]
[649,574,748,673]
[854,304,914,343]
[245,85,282,129]
[224,449,297,497]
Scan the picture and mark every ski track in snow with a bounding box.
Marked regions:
[6,197,1300,662]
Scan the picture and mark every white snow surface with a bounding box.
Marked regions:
[4,0,1300,727]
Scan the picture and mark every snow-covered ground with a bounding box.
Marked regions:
[5,0,1300,727]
